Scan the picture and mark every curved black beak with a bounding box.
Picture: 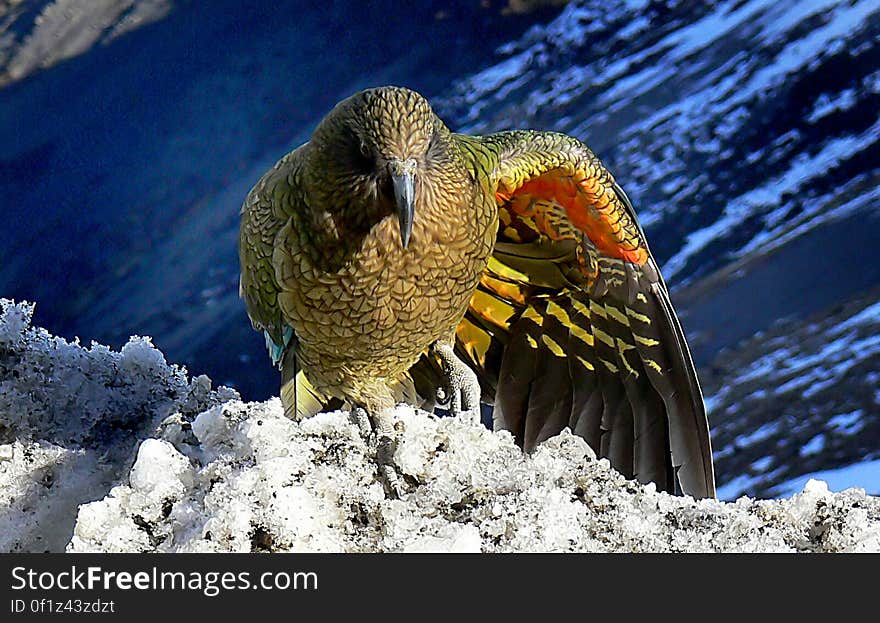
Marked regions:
[389,158,416,249]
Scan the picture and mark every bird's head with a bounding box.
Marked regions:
[307,86,466,249]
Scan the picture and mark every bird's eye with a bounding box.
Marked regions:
[349,135,374,173]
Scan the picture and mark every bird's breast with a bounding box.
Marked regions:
[275,196,497,380]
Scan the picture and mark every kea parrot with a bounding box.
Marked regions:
[239,86,715,498]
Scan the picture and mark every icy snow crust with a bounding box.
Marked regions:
[0,300,236,552]
[2,300,879,553]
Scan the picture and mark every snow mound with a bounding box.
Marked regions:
[2,299,879,552]
[68,402,880,553]
[0,299,236,552]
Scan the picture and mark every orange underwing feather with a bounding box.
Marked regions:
[496,171,649,265]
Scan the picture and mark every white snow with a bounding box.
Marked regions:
[800,434,826,456]
[777,461,880,498]
[733,422,780,448]
[807,89,858,124]
[0,298,237,552]
[2,298,880,552]
[828,409,865,435]
[67,402,880,553]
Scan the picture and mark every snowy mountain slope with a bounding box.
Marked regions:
[704,287,880,500]
[2,300,879,553]
[675,209,880,498]
[0,0,172,87]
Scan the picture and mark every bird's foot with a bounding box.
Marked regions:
[352,406,406,499]
[376,432,406,499]
[431,342,481,425]
[350,406,373,440]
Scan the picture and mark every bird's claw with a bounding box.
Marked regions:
[376,433,406,499]
[350,407,373,439]
[352,407,406,499]
[432,342,481,425]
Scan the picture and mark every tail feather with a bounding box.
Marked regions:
[280,348,334,420]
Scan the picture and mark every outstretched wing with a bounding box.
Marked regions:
[454,130,715,498]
